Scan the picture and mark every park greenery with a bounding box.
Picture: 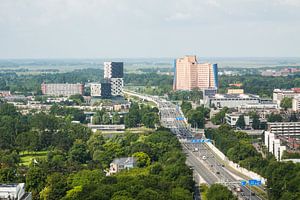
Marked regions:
[181,101,210,129]
[0,102,194,200]
[124,102,160,128]
[205,125,300,200]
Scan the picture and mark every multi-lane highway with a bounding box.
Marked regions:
[125,91,264,200]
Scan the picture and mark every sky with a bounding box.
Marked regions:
[0,0,300,59]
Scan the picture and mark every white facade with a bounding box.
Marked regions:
[90,83,101,97]
[110,78,123,96]
[268,122,300,136]
[0,183,32,200]
[273,89,298,106]
[264,131,287,161]
[225,113,250,127]
[292,95,300,111]
[41,83,84,97]
[207,94,260,108]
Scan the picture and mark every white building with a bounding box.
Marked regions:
[268,122,300,136]
[225,113,250,127]
[0,183,32,200]
[41,83,84,97]
[264,131,287,161]
[238,103,279,119]
[292,95,300,112]
[90,83,101,97]
[273,88,300,106]
[107,157,136,175]
[206,94,260,108]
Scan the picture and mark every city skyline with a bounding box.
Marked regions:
[1,0,300,59]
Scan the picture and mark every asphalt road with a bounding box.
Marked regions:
[124,91,263,200]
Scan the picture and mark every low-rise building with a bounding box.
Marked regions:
[0,183,32,200]
[205,93,260,108]
[238,103,279,119]
[267,122,300,136]
[41,83,84,97]
[87,124,125,132]
[90,83,101,97]
[273,88,300,106]
[108,157,137,175]
[225,113,250,128]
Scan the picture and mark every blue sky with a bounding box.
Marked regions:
[0,0,300,58]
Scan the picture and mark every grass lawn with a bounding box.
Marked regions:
[20,151,48,166]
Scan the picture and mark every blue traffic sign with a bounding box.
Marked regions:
[191,139,211,143]
[248,179,262,186]
[176,117,184,121]
[240,179,262,186]
[240,180,247,186]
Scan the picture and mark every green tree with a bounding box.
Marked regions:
[267,113,283,122]
[102,113,111,124]
[68,140,90,164]
[236,115,246,129]
[206,184,237,200]
[112,113,121,124]
[181,101,192,114]
[142,112,159,128]
[40,173,68,200]
[280,97,292,110]
[69,94,84,105]
[132,152,151,167]
[252,113,260,129]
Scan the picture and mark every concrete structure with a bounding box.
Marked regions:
[108,157,136,175]
[238,103,279,119]
[110,78,123,96]
[90,83,101,97]
[0,183,32,200]
[87,124,125,132]
[292,95,300,111]
[41,83,84,97]
[205,93,260,108]
[264,131,287,160]
[227,89,244,94]
[202,88,217,97]
[104,62,124,79]
[273,88,300,106]
[173,56,218,91]
[225,113,250,127]
[267,122,300,136]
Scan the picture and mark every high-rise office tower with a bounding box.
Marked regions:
[173,56,218,91]
[104,62,124,96]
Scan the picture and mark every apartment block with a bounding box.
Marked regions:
[41,83,84,97]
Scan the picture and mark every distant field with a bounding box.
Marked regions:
[20,151,48,166]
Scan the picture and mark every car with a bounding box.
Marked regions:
[216,171,220,174]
